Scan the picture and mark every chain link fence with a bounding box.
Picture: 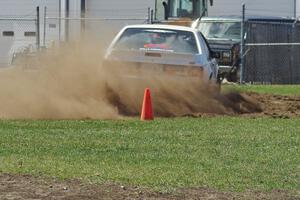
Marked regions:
[243,19,300,84]
[44,8,150,47]
[0,7,150,67]
[4,5,299,84]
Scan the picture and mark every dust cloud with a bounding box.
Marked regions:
[0,37,262,119]
[0,41,119,119]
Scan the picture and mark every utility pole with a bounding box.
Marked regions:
[240,4,246,84]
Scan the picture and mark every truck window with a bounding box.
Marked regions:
[155,0,205,20]
[169,0,201,18]
[198,21,241,41]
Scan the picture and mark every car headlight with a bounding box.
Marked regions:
[222,52,231,58]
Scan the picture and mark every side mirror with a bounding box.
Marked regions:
[209,0,214,6]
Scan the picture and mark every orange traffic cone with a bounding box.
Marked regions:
[140,88,154,121]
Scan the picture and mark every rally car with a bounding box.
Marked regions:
[104,24,219,84]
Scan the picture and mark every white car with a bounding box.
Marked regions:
[104,24,219,83]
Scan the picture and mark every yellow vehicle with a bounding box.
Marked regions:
[154,0,213,26]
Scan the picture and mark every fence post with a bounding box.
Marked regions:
[289,25,294,84]
[154,0,157,20]
[58,0,61,42]
[240,4,245,84]
[65,0,70,42]
[148,7,151,24]
[43,6,47,47]
[294,0,297,19]
[81,0,86,38]
[151,9,154,24]
[36,6,40,50]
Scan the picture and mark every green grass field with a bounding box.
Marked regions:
[223,84,300,96]
[0,85,299,193]
[0,118,299,192]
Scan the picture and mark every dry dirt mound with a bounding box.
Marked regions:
[105,84,264,117]
[246,92,300,118]
[181,92,300,118]
[0,174,298,200]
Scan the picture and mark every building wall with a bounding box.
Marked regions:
[0,0,62,66]
[208,0,298,18]
[86,0,154,18]
[83,0,154,45]
[0,0,156,66]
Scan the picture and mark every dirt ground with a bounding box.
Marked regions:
[0,174,299,200]
[191,92,300,119]
[246,92,300,118]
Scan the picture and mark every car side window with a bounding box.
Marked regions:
[198,32,210,60]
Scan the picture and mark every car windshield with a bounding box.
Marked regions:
[198,21,241,41]
[114,28,199,54]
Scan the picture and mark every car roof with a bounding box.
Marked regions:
[123,24,198,33]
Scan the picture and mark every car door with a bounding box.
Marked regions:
[197,32,218,81]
